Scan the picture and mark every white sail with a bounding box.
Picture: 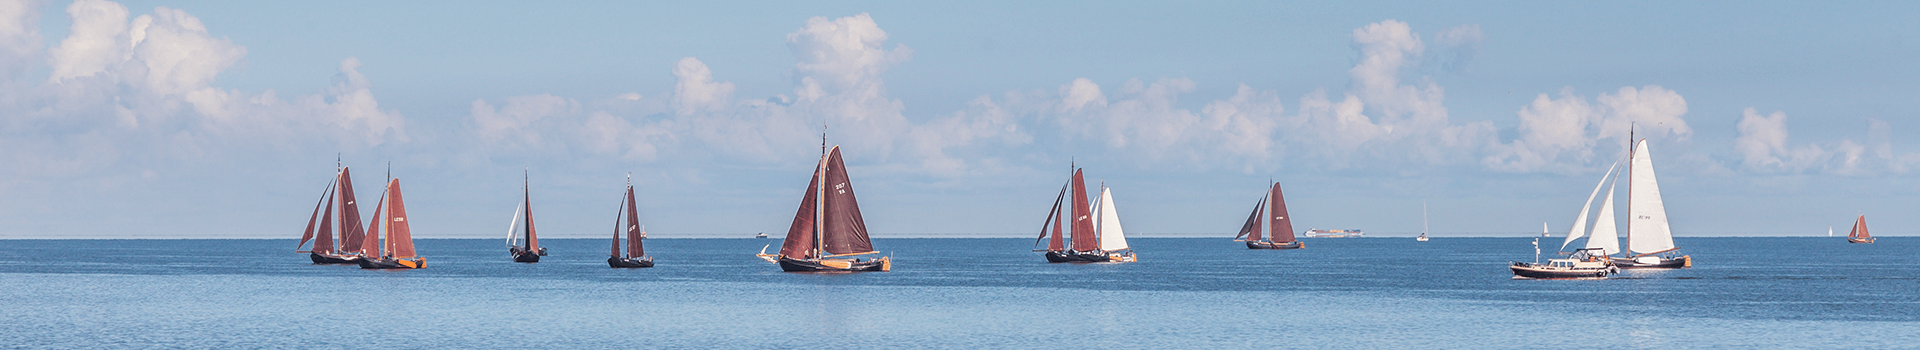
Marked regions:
[1626,140,1676,255]
[1587,174,1621,256]
[1561,161,1619,251]
[1093,187,1130,251]
[505,203,523,247]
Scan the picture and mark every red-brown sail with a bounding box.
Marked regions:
[362,191,385,257]
[820,147,872,255]
[299,180,335,252]
[315,187,337,253]
[1270,183,1296,243]
[1049,204,1065,251]
[1069,169,1096,251]
[610,188,625,257]
[625,186,644,258]
[337,167,366,252]
[1236,196,1266,241]
[386,179,416,258]
[1850,215,1870,239]
[779,155,825,259]
[521,178,539,252]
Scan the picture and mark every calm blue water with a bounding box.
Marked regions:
[2,237,1915,348]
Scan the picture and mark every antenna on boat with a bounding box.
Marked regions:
[336,153,342,172]
[626,172,631,187]
[1532,237,1541,264]
[385,161,391,183]
[822,123,828,156]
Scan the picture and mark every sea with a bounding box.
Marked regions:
[2,237,1915,349]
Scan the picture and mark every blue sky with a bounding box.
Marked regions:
[3,0,1918,238]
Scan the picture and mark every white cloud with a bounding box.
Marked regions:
[1483,86,1691,173]
[1432,24,1484,72]
[3,1,406,183]
[0,0,42,80]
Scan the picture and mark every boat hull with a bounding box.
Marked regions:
[1043,250,1135,263]
[777,256,890,272]
[512,250,540,263]
[358,257,425,269]
[309,252,362,264]
[1509,262,1612,279]
[608,256,654,268]
[1245,241,1304,250]
[1612,255,1690,269]
[1848,238,1875,244]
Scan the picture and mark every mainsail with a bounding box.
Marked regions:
[1560,161,1619,251]
[1269,183,1296,243]
[1093,187,1129,251]
[513,172,540,253]
[1849,215,1870,240]
[1626,140,1677,256]
[624,185,644,258]
[820,147,872,255]
[336,167,366,255]
[384,179,416,259]
[1069,170,1096,251]
[304,181,336,253]
[780,146,873,258]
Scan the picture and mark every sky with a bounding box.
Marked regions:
[3,0,1919,239]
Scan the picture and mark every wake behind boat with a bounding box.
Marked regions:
[1846,215,1875,244]
[505,169,547,263]
[358,177,425,269]
[608,175,653,268]
[295,162,368,265]
[1032,166,1137,262]
[1233,181,1303,250]
[757,145,890,272]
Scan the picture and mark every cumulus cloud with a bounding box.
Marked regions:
[1483,86,1691,173]
[468,13,1025,174]
[1432,24,1484,72]
[2,0,406,184]
[0,0,42,80]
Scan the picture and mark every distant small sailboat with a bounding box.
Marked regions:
[296,162,367,264]
[1846,215,1875,244]
[1415,203,1430,242]
[755,232,768,239]
[506,169,546,263]
[759,145,890,272]
[1234,181,1304,249]
[609,175,654,268]
[358,177,425,269]
[1033,167,1137,262]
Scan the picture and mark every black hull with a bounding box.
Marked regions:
[1612,255,1690,269]
[777,256,889,272]
[1044,250,1112,263]
[1245,241,1304,250]
[512,251,540,263]
[358,257,425,269]
[1848,238,1875,244]
[309,252,361,264]
[1509,263,1611,279]
[608,256,654,268]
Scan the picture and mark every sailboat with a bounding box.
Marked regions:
[1415,203,1430,242]
[758,145,891,272]
[1846,215,1875,244]
[506,170,546,263]
[296,164,368,264]
[609,175,654,268]
[1033,167,1138,262]
[358,177,425,269]
[1234,182,1304,249]
[1512,160,1623,279]
[1611,137,1692,269]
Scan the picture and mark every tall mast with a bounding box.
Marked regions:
[815,126,827,258]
